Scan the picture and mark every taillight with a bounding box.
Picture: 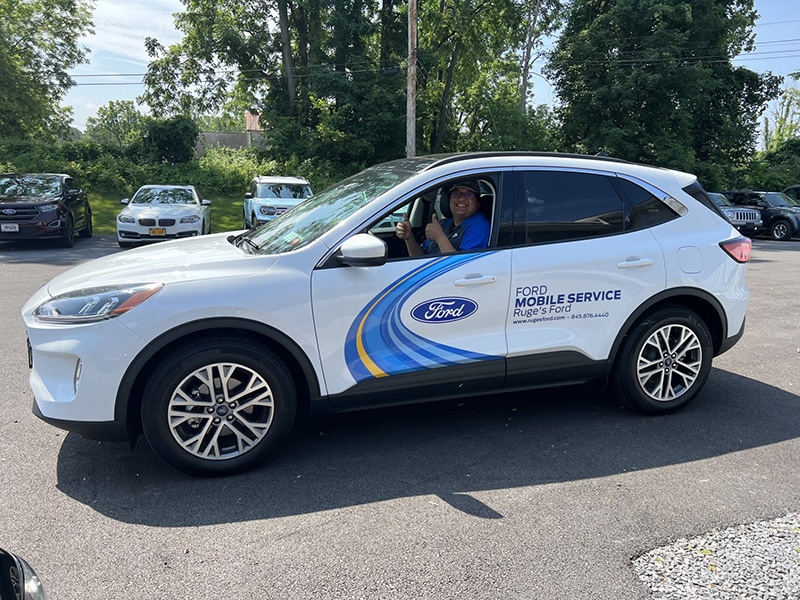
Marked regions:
[720,237,751,263]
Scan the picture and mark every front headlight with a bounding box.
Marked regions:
[38,204,58,213]
[117,214,135,223]
[33,283,163,324]
[180,215,200,223]
[259,206,277,216]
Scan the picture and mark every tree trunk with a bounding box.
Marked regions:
[520,0,543,113]
[277,0,297,108]
[431,38,461,154]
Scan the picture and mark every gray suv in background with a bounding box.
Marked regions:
[708,192,762,237]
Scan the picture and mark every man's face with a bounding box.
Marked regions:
[449,186,480,221]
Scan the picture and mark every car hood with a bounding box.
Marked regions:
[45,233,276,297]
[121,204,200,217]
[0,195,61,205]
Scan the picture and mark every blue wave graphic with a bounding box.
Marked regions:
[345,254,501,382]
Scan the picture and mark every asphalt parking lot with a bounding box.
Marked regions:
[1,235,798,600]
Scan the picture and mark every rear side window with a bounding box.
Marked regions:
[615,178,680,230]
[520,170,624,244]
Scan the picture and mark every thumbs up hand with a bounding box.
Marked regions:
[396,212,412,240]
[425,212,445,242]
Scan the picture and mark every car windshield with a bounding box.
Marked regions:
[132,188,196,205]
[0,175,62,198]
[709,193,732,207]
[244,159,432,255]
[764,192,797,207]
[256,183,312,199]
[767,192,800,206]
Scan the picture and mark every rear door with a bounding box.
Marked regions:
[505,169,670,386]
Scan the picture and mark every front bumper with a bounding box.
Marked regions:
[0,219,67,240]
[32,401,129,441]
[118,228,201,242]
[25,316,146,437]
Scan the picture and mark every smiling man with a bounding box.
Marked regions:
[396,179,491,256]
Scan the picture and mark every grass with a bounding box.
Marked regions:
[89,191,244,236]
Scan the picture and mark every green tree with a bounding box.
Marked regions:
[83,101,146,148]
[546,0,780,188]
[762,87,800,153]
[138,0,547,177]
[137,115,200,164]
[0,0,94,140]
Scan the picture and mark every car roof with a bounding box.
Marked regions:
[0,173,69,178]
[136,185,196,192]
[253,176,311,185]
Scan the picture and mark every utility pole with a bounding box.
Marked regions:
[406,0,417,158]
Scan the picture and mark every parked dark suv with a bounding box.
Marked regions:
[0,173,92,247]
[722,190,800,241]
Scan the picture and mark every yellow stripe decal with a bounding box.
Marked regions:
[355,257,448,378]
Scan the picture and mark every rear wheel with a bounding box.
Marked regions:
[141,336,297,476]
[613,307,712,414]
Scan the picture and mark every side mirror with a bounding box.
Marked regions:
[337,233,387,267]
[244,192,253,199]
[120,198,129,205]
[201,199,211,206]
[0,548,46,599]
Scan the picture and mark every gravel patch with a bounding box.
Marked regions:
[633,513,800,599]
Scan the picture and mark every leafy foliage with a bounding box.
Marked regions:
[0,0,94,140]
[546,0,781,190]
[84,101,147,148]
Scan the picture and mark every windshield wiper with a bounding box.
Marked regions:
[229,232,259,254]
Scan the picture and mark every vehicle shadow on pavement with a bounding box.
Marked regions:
[53,367,800,527]
[0,236,122,266]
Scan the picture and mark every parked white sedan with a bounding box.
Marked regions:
[117,185,211,248]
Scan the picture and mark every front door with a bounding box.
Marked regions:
[312,246,511,408]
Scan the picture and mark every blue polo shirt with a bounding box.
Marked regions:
[422,212,490,254]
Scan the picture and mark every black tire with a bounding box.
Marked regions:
[243,215,249,229]
[612,307,713,415]
[770,219,792,241]
[118,241,134,249]
[79,208,93,238]
[59,215,75,248]
[141,336,297,476]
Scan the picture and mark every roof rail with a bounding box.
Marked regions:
[421,151,632,171]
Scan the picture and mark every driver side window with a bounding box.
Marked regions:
[368,175,498,260]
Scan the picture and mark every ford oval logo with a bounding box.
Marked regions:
[2,209,16,215]
[410,297,478,324]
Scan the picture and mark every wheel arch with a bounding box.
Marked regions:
[604,287,727,378]
[115,317,322,442]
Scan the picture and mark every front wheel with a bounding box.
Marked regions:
[141,337,297,476]
[79,208,93,238]
[59,215,75,248]
[612,307,712,414]
[771,219,793,241]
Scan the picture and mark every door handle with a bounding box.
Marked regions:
[617,257,654,269]
[454,274,497,286]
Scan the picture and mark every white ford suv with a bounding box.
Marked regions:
[22,153,751,476]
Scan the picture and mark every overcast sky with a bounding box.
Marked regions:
[63,0,800,131]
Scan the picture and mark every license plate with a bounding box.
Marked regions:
[1,223,19,232]
[149,228,166,236]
